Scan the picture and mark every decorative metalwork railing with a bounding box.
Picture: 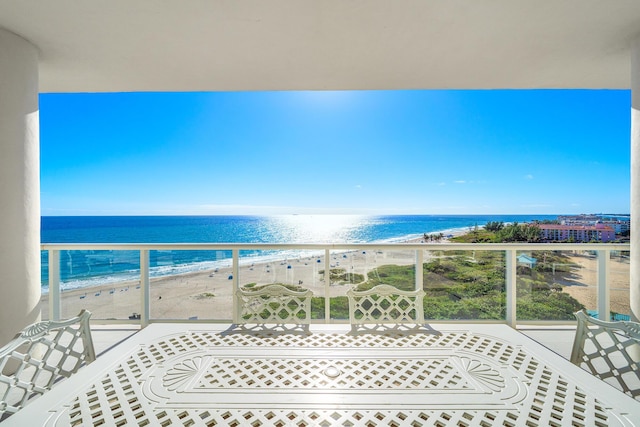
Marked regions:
[41,242,631,327]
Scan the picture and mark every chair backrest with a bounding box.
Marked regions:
[571,310,640,400]
[347,284,425,325]
[0,309,96,418]
[235,284,313,324]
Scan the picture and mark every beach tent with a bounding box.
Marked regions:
[516,254,537,268]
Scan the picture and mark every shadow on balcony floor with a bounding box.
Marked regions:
[89,324,577,360]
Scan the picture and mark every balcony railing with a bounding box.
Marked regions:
[40,242,631,327]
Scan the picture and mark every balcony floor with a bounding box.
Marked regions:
[518,325,577,360]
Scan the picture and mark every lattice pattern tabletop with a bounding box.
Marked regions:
[3,323,640,427]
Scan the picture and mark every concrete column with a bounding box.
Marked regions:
[631,38,640,322]
[0,29,40,346]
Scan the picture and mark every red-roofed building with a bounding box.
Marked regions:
[537,224,616,243]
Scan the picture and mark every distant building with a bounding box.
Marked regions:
[557,214,630,235]
[599,220,630,235]
[538,224,616,242]
[558,214,601,224]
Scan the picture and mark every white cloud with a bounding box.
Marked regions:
[524,174,534,180]
[453,180,466,184]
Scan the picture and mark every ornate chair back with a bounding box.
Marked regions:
[571,310,640,400]
[235,284,313,324]
[0,309,95,418]
[347,284,425,325]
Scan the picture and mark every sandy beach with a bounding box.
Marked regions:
[558,252,630,314]
[40,242,631,321]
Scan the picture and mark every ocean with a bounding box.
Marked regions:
[41,214,558,291]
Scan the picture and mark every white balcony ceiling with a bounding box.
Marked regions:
[1,0,640,93]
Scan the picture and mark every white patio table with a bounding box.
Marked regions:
[2,322,640,426]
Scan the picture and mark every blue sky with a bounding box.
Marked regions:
[40,90,630,216]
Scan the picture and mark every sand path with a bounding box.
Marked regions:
[559,252,630,314]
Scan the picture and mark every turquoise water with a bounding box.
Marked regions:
[41,214,557,290]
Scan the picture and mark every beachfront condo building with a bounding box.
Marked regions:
[538,224,617,243]
[558,214,631,235]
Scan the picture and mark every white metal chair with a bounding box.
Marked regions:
[235,284,313,324]
[0,309,96,418]
[347,284,425,325]
[571,310,640,400]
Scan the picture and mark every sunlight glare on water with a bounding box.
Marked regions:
[265,215,370,243]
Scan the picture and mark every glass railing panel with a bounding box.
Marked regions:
[40,243,631,325]
[46,249,141,321]
[149,249,232,321]
[422,249,506,321]
[516,250,590,321]
[355,248,416,291]
[610,249,631,321]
